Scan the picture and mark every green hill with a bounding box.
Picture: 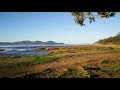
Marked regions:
[97,32,120,45]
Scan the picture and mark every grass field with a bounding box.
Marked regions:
[0,45,120,78]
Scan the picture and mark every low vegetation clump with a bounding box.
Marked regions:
[55,66,89,78]
[0,55,34,72]
[18,66,89,78]
[0,55,60,72]
[81,59,120,78]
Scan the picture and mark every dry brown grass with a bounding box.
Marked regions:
[19,48,120,78]
[0,45,120,78]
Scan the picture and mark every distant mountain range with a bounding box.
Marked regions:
[0,41,64,45]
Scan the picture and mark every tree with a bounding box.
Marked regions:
[117,32,120,36]
[71,12,116,26]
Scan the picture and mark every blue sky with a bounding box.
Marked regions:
[0,12,120,44]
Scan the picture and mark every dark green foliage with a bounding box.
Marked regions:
[97,32,120,45]
[19,68,55,78]
[19,72,40,78]
[101,61,120,77]
[71,12,116,26]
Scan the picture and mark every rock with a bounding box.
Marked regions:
[14,56,21,58]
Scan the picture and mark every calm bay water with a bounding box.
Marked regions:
[0,45,49,56]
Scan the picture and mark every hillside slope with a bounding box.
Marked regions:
[97,32,120,45]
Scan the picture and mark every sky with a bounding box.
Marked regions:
[0,12,120,44]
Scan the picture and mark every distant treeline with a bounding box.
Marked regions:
[97,32,120,45]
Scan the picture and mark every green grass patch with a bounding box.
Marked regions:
[33,55,60,64]
[0,55,35,72]
[0,54,60,72]
[0,61,33,72]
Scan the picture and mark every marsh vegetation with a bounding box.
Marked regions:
[0,45,120,78]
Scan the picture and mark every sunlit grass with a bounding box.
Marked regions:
[0,45,120,78]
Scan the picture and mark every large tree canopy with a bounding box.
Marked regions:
[71,12,116,26]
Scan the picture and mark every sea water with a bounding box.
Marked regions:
[0,45,49,56]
